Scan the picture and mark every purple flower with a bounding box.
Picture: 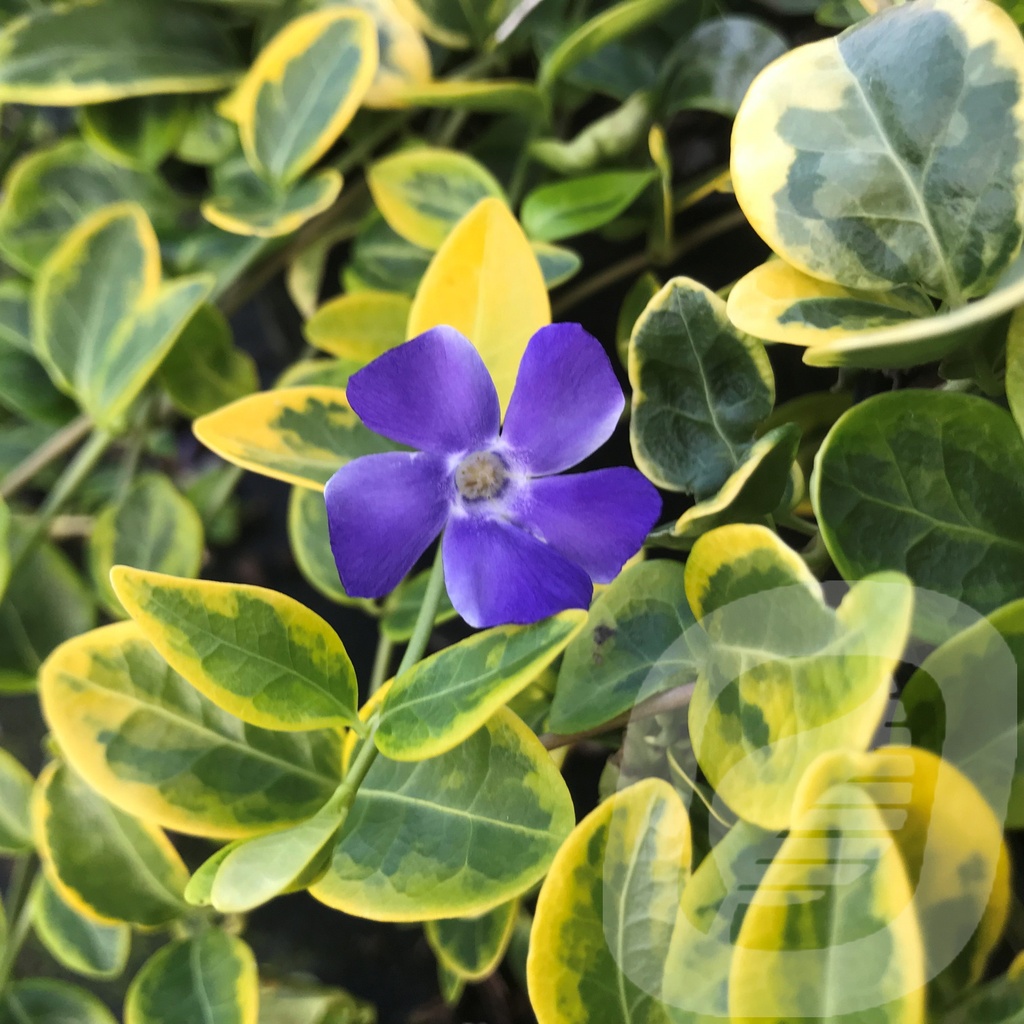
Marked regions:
[325,323,662,629]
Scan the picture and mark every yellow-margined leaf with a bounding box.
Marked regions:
[375,611,585,761]
[234,8,378,184]
[368,147,506,250]
[193,386,401,490]
[125,932,258,1024]
[0,0,243,105]
[39,622,342,838]
[425,900,519,982]
[111,566,359,732]
[33,203,210,430]
[305,291,412,362]
[686,523,913,830]
[0,980,117,1024]
[408,198,550,413]
[311,708,573,921]
[528,778,691,1024]
[345,0,432,109]
[729,763,925,1024]
[32,762,189,927]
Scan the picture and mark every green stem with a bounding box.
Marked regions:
[397,545,446,676]
[368,634,395,697]
[337,722,383,810]
[8,430,112,578]
[0,855,37,995]
[0,414,92,501]
[776,511,818,538]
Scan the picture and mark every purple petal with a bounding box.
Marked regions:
[346,326,500,455]
[325,452,451,597]
[442,514,593,628]
[513,468,662,583]
[500,323,625,475]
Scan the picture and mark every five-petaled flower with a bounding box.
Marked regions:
[325,323,662,628]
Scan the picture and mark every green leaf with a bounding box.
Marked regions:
[31,876,130,980]
[89,474,205,619]
[0,0,243,104]
[159,304,258,418]
[33,761,189,927]
[39,622,342,837]
[648,424,801,549]
[111,566,359,732]
[616,270,660,365]
[368,147,505,250]
[375,612,585,760]
[234,8,377,185]
[175,102,237,167]
[203,165,343,239]
[0,496,10,604]
[532,242,582,288]
[33,203,211,430]
[939,973,1024,1024]
[0,746,32,854]
[287,487,377,612]
[0,139,180,275]
[311,708,574,920]
[126,932,258,1024]
[305,291,412,363]
[343,213,432,295]
[0,980,117,1024]
[380,567,457,641]
[813,391,1024,620]
[0,526,96,694]
[528,779,690,1024]
[550,561,699,735]
[209,797,345,913]
[728,756,925,1024]
[903,597,1024,828]
[394,0,513,48]
[257,982,376,1024]
[686,524,913,829]
[539,0,687,93]
[81,95,191,170]
[425,900,519,982]
[661,16,787,118]
[1006,306,1024,439]
[521,170,655,243]
[731,0,1024,303]
[193,385,401,491]
[629,276,775,496]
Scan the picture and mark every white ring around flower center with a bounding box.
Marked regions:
[455,450,507,500]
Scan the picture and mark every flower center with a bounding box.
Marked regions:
[455,450,507,501]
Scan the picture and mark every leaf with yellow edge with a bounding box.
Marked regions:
[797,746,1010,1007]
[0,980,117,1024]
[648,424,799,550]
[311,707,574,921]
[305,291,412,362]
[234,9,378,185]
[729,762,925,1024]
[111,566,359,732]
[345,0,432,109]
[408,198,550,413]
[32,762,189,927]
[527,778,691,1024]
[369,147,506,250]
[31,876,130,981]
[391,79,542,116]
[425,900,519,982]
[125,932,258,1024]
[375,611,585,761]
[202,166,343,239]
[194,386,401,490]
[33,203,211,430]
[39,622,341,838]
[686,523,913,829]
